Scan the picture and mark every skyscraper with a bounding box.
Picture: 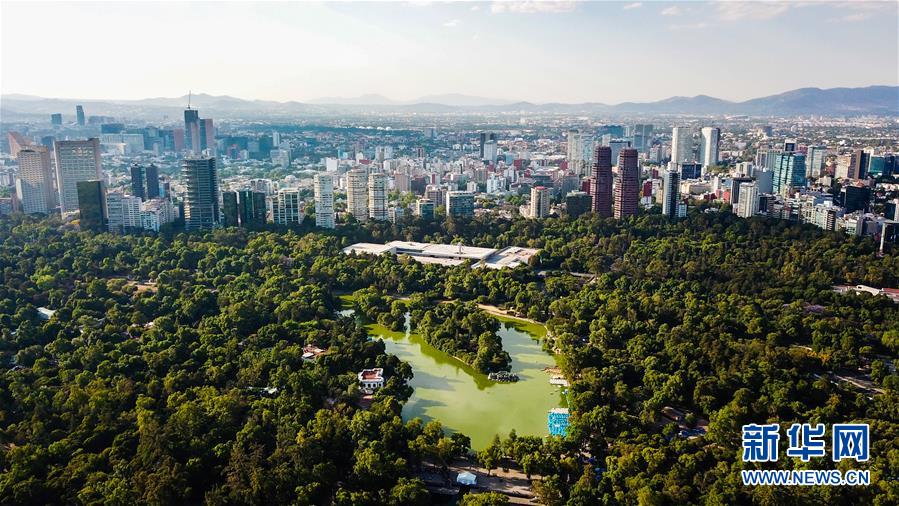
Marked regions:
[222,191,239,227]
[671,127,693,165]
[200,118,215,153]
[368,172,388,221]
[8,131,31,157]
[237,189,267,228]
[662,169,680,218]
[51,113,63,126]
[75,105,85,126]
[530,186,551,219]
[591,145,613,217]
[806,146,827,179]
[346,169,369,221]
[314,173,335,229]
[76,180,105,231]
[145,164,160,199]
[773,153,806,196]
[15,147,55,214]
[54,138,102,214]
[736,182,759,218]
[699,127,720,169]
[184,107,200,153]
[273,189,302,225]
[614,148,639,219]
[182,157,220,231]
[567,130,594,176]
[130,164,146,200]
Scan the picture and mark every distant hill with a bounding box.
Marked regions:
[2,86,896,119]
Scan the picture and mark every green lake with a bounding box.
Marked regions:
[342,302,564,450]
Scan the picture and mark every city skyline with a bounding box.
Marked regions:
[2,1,896,104]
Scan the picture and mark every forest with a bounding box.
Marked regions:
[0,209,897,505]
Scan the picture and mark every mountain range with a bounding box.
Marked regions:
[2,86,896,119]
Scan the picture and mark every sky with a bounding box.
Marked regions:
[2,1,897,104]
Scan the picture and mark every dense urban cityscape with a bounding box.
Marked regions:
[3,99,898,244]
[1,1,897,505]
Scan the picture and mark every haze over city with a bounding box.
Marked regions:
[2,1,897,104]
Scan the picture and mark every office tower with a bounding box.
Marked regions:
[130,164,146,200]
[591,145,613,217]
[76,180,105,231]
[273,189,302,225]
[614,148,639,219]
[237,189,266,228]
[483,140,498,163]
[756,168,774,194]
[773,153,806,196]
[848,149,869,180]
[841,185,871,213]
[8,131,31,157]
[15,147,55,214]
[105,192,142,233]
[661,169,680,218]
[679,162,702,180]
[567,130,584,174]
[736,182,759,218]
[54,138,102,214]
[200,118,215,153]
[51,113,63,126]
[699,127,720,169]
[565,191,592,218]
[346,169,369,221]
[145,164,160,199]
[272,130,280,146]
[75,105,85,126]
[182,157,220,231]
[222,191,239,227]
[368,173,388,220]
[184,107,200,152]
[671,127,692,164]
[446,191,475,218]
[633,124,654,152]
[415,198,435,218]
[806,146,827,179]
[783,139,797,153]
[478,132,496,158]
[314,173,335,229]
[530,186,551,219]
[608,140,631,165]
[730,177,753,206]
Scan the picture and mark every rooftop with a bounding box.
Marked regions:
[342,241,539,269]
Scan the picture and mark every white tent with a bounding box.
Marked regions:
[456,471,477,486]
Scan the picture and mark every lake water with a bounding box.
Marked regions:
[343,305,564,450]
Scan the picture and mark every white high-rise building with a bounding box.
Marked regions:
[566,130,594,177]
[54,139,102,214]
[699,127,720,169]
[346,168,368,221]
[529,186,551,219]
[368,172,388,221]
[806,146,827,179]
[15,147,55,214]
[105,192,142,233]
[273,188,302,225]
[736,182,759,218]
[670,127,693,165]
[313,173,335,229]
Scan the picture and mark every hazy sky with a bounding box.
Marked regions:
[2,1,897,103]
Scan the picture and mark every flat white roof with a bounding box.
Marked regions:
[342,241,539,269]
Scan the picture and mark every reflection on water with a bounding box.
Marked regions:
[344,306,563,450]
